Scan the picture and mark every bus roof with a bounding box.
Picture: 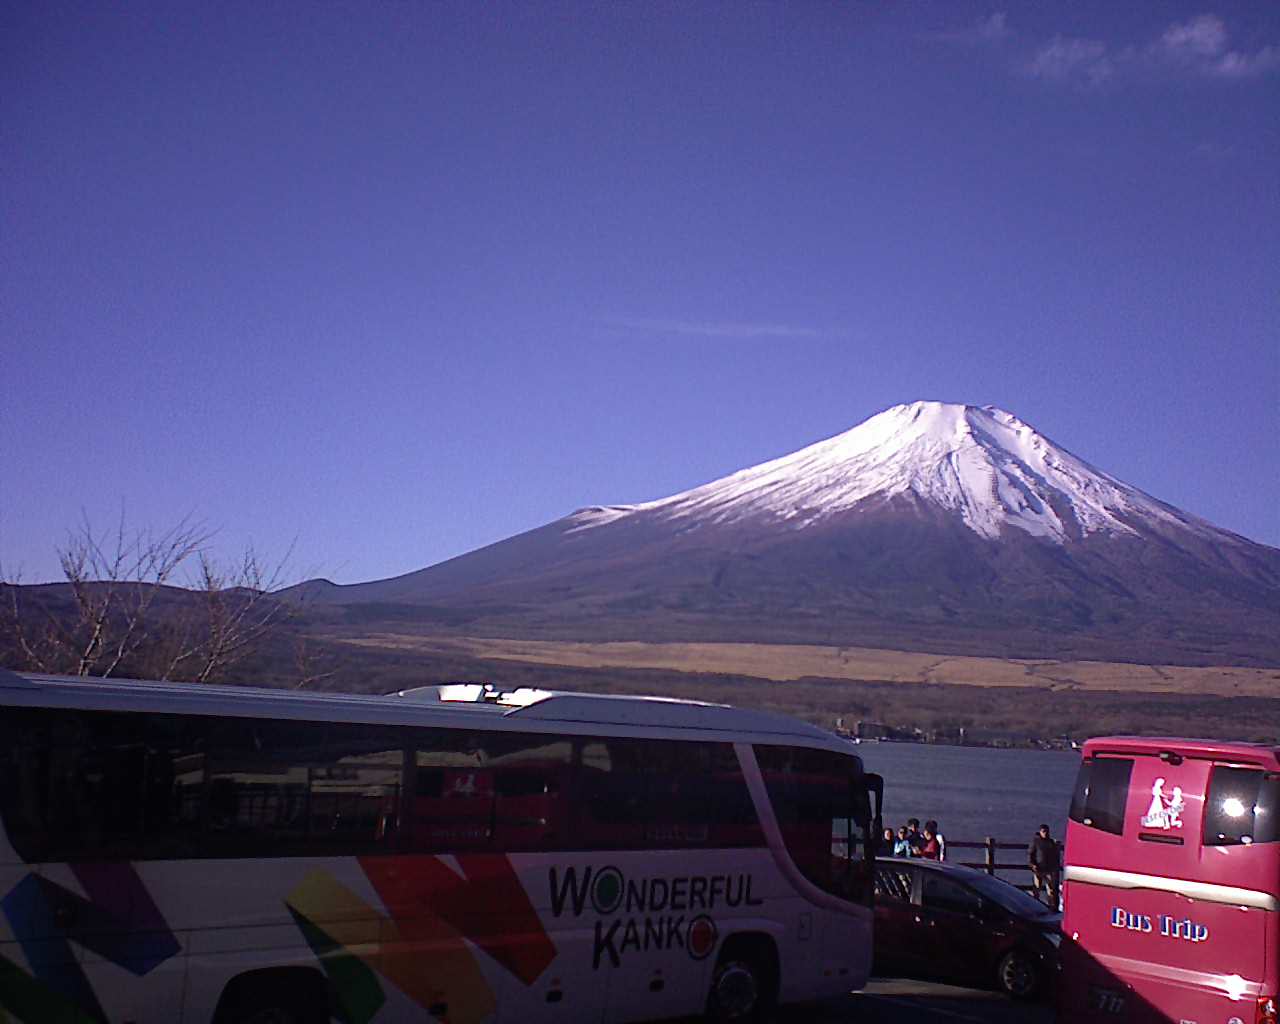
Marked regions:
[1081,734,1279,767]
[0,668,846,748]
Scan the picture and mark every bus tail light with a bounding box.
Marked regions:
[1258,996,1277,1024]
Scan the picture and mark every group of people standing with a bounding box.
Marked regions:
[881,817,946,860]
[877,818,1062,909]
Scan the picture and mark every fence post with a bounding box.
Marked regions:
[984,836,996,875]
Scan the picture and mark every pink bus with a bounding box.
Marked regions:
[1060,736,1279,1024]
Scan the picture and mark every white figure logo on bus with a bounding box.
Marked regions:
[1140,777,1185,830]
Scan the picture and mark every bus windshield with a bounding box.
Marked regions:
[755,744,878,902]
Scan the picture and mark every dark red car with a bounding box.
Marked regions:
[873,858,1061,999]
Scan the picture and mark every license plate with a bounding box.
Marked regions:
[1088,987,1126,1015]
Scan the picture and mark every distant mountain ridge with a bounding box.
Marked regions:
[288,402,1280,666]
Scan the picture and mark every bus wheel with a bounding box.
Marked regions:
[707,938,777,1022]
[996,948,1040,1000]
[709,960,760,1021]
[212,968,329,1024]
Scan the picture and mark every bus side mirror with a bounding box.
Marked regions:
[867,773,884,812]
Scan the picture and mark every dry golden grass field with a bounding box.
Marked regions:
[335,634,1280,697]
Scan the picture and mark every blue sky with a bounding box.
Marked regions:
[4,1,1277,585]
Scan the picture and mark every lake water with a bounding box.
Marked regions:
[855,742,1081,856]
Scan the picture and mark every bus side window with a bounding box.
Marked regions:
[0,707,54,863]
[0,707,208,863]
[647,741,762,848]
[307,723,404,852]
[645,740,713,845]
[45,710,146,858]
[410,730,495,853]
[578,738,648,850]
[488,734,573,852]
[703,743,764,847]
[408,730,574,853]
[575,738,763,851]
[201,718,325,854]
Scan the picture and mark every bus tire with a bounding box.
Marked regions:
[996,948,1040,1000]
[212,967,329,1024]
[706,935,778,1023]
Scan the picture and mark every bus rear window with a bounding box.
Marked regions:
[1069,757,1133,836]
[1203,766,1280,846]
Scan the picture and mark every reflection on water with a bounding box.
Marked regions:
[856,742,1080,846]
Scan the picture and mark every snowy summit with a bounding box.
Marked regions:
[570,401,1206,545]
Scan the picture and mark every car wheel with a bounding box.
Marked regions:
[708,957,764,1022]
[996,948,1040,999]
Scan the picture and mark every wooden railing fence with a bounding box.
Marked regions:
[943,836,1063,892]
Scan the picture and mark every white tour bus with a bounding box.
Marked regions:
[0,668,882,1024]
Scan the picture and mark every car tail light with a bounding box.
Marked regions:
[1258,995,1277,1024]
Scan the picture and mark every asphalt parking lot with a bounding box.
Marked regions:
[786,978,1055,1023]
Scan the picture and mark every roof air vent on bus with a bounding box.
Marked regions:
[395,683,554,708]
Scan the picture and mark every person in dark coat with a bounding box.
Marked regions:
[1028,824,1061,907]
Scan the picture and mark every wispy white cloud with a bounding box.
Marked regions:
[930,12,1011,46]
[1156,14,1229,60]
[1153,14,1279,78]
[1021,13,1278,88]
[607,317,823,339]
[1193,140,1236,160]
[1209,45,1280,78]
[1024,36,1116,86]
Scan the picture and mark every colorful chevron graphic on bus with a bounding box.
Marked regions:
[285,854,557,1024]
[0,862,180,1023]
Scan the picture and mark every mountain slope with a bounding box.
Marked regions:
[289,402,1280,665]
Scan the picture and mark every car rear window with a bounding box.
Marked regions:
[1203,766,1280,847]
[1069,756,1133,836]
[874,864,913,902]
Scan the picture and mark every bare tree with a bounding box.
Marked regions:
[2,513,208,677]
[152,543,295,683]
[1,514,297,684]
[291,633,339,690]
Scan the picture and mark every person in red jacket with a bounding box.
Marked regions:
[919,823,942,860]
[925,818,947,861]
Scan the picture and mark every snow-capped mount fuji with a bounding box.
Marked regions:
[565,401,1216,546]
[293,402,1280,665]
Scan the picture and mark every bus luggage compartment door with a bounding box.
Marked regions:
[1061,879,1268,1022]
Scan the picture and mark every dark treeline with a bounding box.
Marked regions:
[5,583,1275,744]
